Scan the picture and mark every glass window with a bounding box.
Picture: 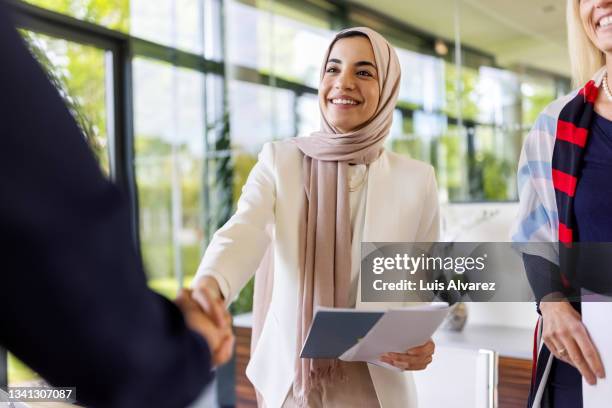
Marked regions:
[296,93,319,136]
[476,66,521,127]
[228,79,295,213]
[521,73,557,128]
[265,13,333,87]
[26,0,209,55]
[24,31,112,174]
[395,47,445,112]
[24,0,129,32]
[444,63,480,122]
[435,125,469,202]
[204,0,223,61]
[228,79,295,155]
[133,58,206,298]
[130,0,204,54]
[226,0,333,87]
[472,125,516,201]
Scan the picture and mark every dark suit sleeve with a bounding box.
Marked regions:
[0,5,213,408]
[523,253,579,315]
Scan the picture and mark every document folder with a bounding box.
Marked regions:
[300,303,450,370]
[300,308,384,359]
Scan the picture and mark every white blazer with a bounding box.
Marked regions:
[195,139,440,408]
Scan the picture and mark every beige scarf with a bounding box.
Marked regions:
[251,27,401,406]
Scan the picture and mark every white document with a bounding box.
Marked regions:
[339,303,450,371]
[582,299,612,406]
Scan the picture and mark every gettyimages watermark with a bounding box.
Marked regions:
[361,242,612,302]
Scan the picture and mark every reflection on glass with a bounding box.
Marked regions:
[133,58,205,298]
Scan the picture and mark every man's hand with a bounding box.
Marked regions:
[379,339,435,371]
[540,299,605,385]
[175,288,234,367]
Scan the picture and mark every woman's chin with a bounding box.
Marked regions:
[595,35,612,54]
[602,44,612,56]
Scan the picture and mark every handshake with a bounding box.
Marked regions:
[175,277,234,367]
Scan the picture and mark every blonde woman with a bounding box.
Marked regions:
[192,27,439,408]
[513,1,612,406]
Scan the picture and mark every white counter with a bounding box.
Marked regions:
[434,324,532,360]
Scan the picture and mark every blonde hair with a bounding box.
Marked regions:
[567,0,605,87]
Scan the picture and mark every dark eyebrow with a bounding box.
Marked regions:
[355,61,377,70]
[327,58,377,70]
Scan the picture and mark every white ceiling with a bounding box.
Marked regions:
[348,0,569,77]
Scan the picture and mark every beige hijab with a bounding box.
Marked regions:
[251,26,401,406]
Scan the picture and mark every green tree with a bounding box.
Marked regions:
[25,0,129,31]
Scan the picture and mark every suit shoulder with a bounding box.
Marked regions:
[259,139,302,174]
[262,139,301,157]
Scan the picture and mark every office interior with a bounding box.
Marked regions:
[1,0,570,407]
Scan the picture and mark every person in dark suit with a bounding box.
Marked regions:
[0,3,233,407]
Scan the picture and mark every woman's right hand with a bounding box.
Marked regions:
[192,276,226,328]
[540,299,605,385]
[175,287,234,366]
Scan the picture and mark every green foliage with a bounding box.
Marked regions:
[227,151,259,315]
[391,137,421,160]
[481,152,512,200]
[8,353,38,383]
[230,278,255,315]
[438,132,464,200]
[523,88,556,126]
[22,31,109,173]
[232,152,258,204]
[25,0,129,32]
[444,63,480,121]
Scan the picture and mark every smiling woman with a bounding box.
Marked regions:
[192,27,439,408]
[513,1,612,407]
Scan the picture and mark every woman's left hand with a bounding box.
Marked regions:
[379,339,435,371]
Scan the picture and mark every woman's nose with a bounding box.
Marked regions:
[334,72,355,90]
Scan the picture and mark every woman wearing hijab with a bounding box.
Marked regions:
[193,27,439,408]
[512,1,612,407]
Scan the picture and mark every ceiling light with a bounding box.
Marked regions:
[434,39,448,56]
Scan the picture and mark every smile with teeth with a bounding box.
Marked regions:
[330,98,359,105]
[598,15,612,29]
